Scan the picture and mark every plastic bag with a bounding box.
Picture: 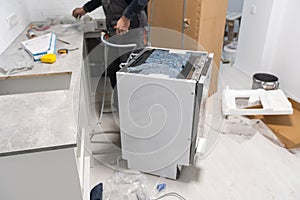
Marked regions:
[103,171,150,200]
[0,50,34,75]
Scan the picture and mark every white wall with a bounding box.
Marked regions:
[227,0,244,33]
[235,0,300,101]
[235,0,274,74]
[270,0,300,101]
[227,0,244,13]
[260,0,287,70]
[26,0,105,21]
[0,0,30,54]
[0,0,105,54]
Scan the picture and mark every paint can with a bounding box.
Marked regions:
[252,73,279,90]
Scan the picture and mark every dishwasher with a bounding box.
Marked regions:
[116,47,213,179]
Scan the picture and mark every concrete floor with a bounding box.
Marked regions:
[89,64,300,200]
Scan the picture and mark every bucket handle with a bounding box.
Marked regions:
[262,81,279,90]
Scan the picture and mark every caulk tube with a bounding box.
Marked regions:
[27,29,36,39]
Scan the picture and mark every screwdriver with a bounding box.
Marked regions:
[57,48,79,55]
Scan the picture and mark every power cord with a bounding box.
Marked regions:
[99,32,137,124]
[147,0,155,46]
[151,192,186,200]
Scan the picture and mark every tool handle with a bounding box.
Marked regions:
[57,49,68,54]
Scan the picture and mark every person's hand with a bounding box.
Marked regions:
[72,7,86,18]
[115,16,131,35]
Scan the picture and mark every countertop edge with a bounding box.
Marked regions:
[0,143,77,157]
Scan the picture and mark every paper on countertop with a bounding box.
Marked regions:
[21,33,56,61]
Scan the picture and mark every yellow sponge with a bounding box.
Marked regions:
[40,53,56,64]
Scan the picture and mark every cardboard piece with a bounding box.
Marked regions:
[148,0,184,33]
[250,98,300,149]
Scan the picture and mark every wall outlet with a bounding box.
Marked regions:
[6,13,18,30]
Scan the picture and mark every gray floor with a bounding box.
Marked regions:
[89,64,300,200]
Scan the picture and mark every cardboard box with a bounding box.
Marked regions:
[148,0,228,94]
[250,98,300,149]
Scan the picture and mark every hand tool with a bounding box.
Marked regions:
[57,48,79,55]
[57,38,70,45]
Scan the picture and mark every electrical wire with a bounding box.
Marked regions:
[99,33,109,125]
[99,33,137,124]
[100,33,137,49]
[151,192,186,200]
[148,0,155,45]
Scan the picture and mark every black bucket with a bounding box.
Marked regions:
[252,73,279,90]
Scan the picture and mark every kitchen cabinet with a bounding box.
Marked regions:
[0,24,91,200]
[0,148,89,200]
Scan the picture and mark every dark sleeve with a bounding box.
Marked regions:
[83,0,102,13]
[123,0,149,20]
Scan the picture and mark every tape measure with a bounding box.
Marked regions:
[57,48,79,55]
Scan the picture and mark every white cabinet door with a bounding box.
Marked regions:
[0,148,84,200]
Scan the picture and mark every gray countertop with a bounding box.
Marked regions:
[0,24,86,156]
